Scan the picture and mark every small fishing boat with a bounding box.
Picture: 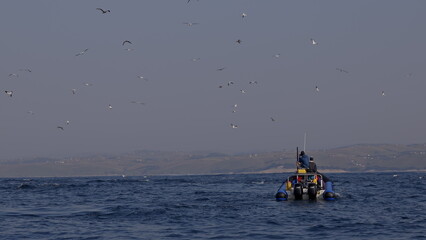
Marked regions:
[275,169,336,201]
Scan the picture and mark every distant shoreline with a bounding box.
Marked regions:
[4,169,425,179]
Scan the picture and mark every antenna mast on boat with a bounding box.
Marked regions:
[303,132,307,152]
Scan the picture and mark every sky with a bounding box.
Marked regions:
[1,1,426,160]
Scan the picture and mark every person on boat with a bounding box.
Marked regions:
[298,151,310,169]
[308,157,331,182]
[307,157,317,173]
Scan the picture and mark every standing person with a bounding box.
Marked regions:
[298,151,310,169]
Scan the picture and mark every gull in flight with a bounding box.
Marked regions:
[230,123,238,129]
[108,104,113,109]
[249,81,258,84]
[241,13,247,19]
[27,111,35,115]
[96,8,110,14]
[5,91,13,97]
[19,68,32,73]
[124,48,134,51]
[66,120,70,125]
[227,81,234,86]
[183,22,199,26]
[75,48,88,56]
[232,104,238,113]
[192,58,201,62]
[137,76,148,81]
[122,40,132,46]
[84,83,93,87]
[236,39,242,44]
[217,67,226,71]
[274,53,281,58]
[310,38,318,45]
[381,91,385,96]
[8,73,19,78]
[72,89,77,95]
[336,68,349,74]
[315,86,320,92]
[240,89,246,94]
[57,126,64,131]
[271,117,276,122]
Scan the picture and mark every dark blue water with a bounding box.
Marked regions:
[0,172,425,239]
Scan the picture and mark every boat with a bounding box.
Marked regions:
[275,168,336,201]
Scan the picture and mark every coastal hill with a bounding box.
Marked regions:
[0,144,425,178]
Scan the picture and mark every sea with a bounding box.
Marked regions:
[0,172,425,240]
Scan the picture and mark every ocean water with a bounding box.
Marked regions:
[0,172,425,240]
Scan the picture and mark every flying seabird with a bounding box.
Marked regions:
[227,81,234,86]
[232,104,237,113]
[108,104,112,109]
[122,40,132,46]
[66,120,70,125]
[27,111,35,115]
[217,67,226,71]
[271,117,276,122]
[315,86,320,92]
[137,76,148,81]
[96,8,111,14]
[8,73,19,78]
[310,38,318,45]
[249,81,258,84]
[240,89,246,93]
[19,68,32,73]
[57,126,64,130]
[336,68,349,74]
[274,54,281,58]
[75,48,89,56]
[381,91,385,96]
[72,89,77,94]
[183,22,199,26]
[192,58,201,62]
[5,91,13,97]
[230,123,238,129]
[241,13,247,18]
[236,39,242,44]
[83,83,93,86]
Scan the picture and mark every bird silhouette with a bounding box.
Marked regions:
[122,40,132,46]
[96,8,110,14]
[75,49,88,56]
[5,91,13,97]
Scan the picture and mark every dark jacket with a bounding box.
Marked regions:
[298,155,310,169]
[307,161,317,172]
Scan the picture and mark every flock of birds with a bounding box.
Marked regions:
[3,3,391,135]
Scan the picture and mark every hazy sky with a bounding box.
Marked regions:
[1,1,426,159]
